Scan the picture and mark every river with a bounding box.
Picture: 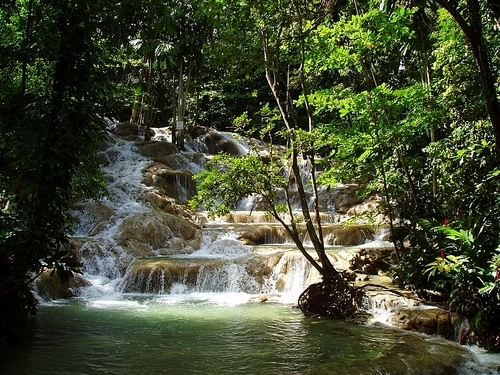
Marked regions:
[1,131,499,374]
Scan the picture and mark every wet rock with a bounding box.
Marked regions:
[245,252,284,284]
[204,132,241,155]
[143,191,207,226]
[117,211,202,257]
[337,247,395,275]
[120,258,207,293]
[188,125,209,138]
[347,194,385,216]
[113,122,138,138]
[331,184,359,213]
[321,225,374,246]
[35,269,91,300]
[238,225,289,245]
[135,140,178,159]
[143,162,196,203]
[72,202,115,236]
[389,307,460,339]
[138,125,155,139]
[152,153,206,170]
[302,324,470,375]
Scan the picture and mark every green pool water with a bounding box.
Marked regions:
[0,294,478,375]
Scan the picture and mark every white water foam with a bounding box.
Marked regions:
[184,231,252,259]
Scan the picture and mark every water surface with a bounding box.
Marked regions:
[0,295,481,375]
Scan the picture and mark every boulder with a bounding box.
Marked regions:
[244,252,284,285]
[389,307,460,339]
[116,211,202,257]
[331,184,359,213]
[135,141,178,159]
[238,225,289,245]
[113,122,138,138]
[35,269,91,300]
[321,225,374,246]
[143,162,196,203]
[72,202,115,236]
[143,191,207,226]
[204,132,241,155]
[347,194,386,218]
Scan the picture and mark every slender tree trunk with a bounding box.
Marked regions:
[262,26,340,282]
[433,0,500,149]
[171,72,177,146]
[375,131,402,261]
[130,95,141,124]
[176,59,185,150]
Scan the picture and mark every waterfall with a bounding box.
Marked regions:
[24,128,500,375]
[67,134,316,302]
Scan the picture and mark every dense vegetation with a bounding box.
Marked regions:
[1,0,500,349]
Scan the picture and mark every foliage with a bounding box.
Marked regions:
[190,151,287,218]
[0,0,116,348]
[420,221,500,342]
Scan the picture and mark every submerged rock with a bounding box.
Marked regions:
[135,140,177,159]
[302,324,471,375]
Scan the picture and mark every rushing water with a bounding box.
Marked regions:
[2,132,499,375]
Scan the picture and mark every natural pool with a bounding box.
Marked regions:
[4,134,496,375]
[0,294,492,375]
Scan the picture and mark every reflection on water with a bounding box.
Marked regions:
[0,296,484,375]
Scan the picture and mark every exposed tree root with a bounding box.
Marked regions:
[298,278,358,318]
[298,280,411,318]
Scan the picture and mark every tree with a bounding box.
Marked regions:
[428,0,500,149]
[0,0,118,347]
[190,0,361,318]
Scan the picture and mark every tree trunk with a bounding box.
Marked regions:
[433,0,500,149]
[262,26,341,282]
[130,94,141,124]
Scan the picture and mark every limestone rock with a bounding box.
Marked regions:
[347,194,386,217]
[321,225,374,246]
[245,252,284,285]
[389,307,460,339]
[143,191,207,226]
[204,132,241,155]
[35,269,90,300]
[72,202,115,236]
[238,225,289,245]
[152,153,207,170]
[331,184,359,213]
[116,211,201,257]
[143,162,196,203]
[135,141,178,159]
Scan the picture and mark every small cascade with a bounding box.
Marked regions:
[117,229,313,297]
[264,252,315,294]
[68,129,393,305]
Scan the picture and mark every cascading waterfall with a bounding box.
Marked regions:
[70,134,315,302]
[9,129,496,375]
